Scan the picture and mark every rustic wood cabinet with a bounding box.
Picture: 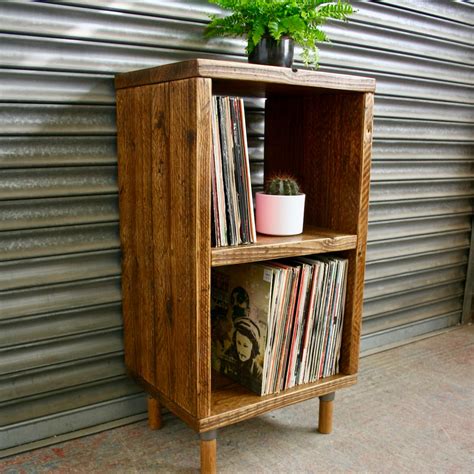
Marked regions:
[115,59,375,473]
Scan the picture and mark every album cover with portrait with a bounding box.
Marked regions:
[211,263,274,394]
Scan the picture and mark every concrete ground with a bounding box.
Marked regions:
[2,325,473,473]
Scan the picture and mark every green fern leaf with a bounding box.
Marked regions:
[204,0,355,68]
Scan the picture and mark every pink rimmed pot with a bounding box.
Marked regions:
[255,192,306,236]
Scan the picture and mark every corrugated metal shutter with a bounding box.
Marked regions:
[0,0,472,451]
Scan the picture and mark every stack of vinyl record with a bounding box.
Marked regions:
[211,96,256,247]
[211,256,348,396]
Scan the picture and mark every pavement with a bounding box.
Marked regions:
[1,324,473,473]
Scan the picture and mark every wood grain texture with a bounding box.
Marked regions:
[150,81,172,412]
[116,63,375,439]
[150,78,212,418]
[116,89,137,375]
[116,87,156,385]
[339,92,374,375]
[200,439,217,474]
[198,373,356,431]
[265,91,373,376]
[212,227,356,266]
[147,396,162,430]
[117,78,212,421]
[195,80,213,419]
[116,59,376,94]
[265,94,363,233]
[130,371,200,431]
[318,399,334,434]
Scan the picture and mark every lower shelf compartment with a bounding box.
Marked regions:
[198,371,357,431]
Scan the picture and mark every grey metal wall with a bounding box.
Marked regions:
[1,0,472,452]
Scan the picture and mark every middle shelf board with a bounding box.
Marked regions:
[211,226,357,267]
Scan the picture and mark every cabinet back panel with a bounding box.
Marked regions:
[265,92,365,233]
[265,92,374,374]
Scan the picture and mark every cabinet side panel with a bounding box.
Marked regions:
[151,78,211,418]
[340,92,374,374]
[116,87,156,383]
[265,92,373,375]
[151,82,172,400]
[195,80,212,419]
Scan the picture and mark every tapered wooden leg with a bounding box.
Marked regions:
[147,396,162,430]
[200,430,217,474]
[318,392,335,434]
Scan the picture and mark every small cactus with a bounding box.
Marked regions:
[265,174,301,196]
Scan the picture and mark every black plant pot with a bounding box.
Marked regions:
[248,36,294,68]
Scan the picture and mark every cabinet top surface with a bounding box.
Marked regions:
[115,59,376,93]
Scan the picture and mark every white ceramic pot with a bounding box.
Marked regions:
[255,192,306,236]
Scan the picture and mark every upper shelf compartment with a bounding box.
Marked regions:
[211,225,357,267]
[115,59,376,97]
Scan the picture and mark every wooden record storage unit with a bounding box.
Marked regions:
[115,59,375,473]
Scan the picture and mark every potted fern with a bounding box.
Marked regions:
[205,0,354,68]
[256,175,305,236]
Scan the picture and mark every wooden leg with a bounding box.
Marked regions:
[147,396,162,430]
[318,392,335,434]
[200,430,217,474]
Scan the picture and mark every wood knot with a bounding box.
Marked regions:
[155,111,165,129]
[166,298,173,324]
[186,129,196,146]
